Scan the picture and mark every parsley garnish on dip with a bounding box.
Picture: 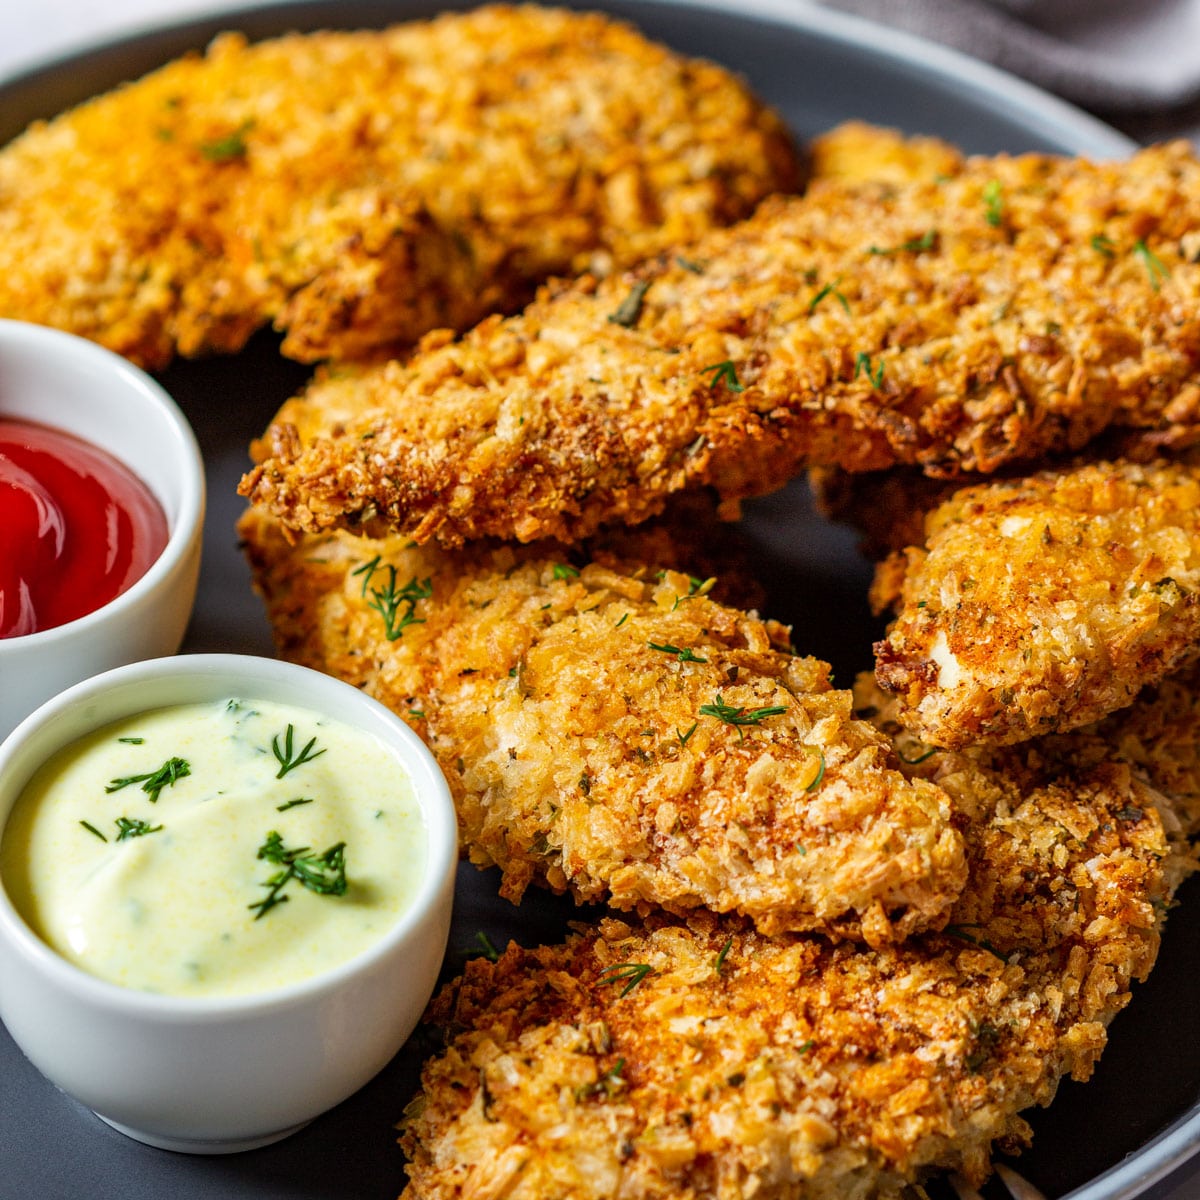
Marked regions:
[0,698,426,998]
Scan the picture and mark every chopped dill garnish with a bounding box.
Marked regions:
[598,962,654,997]
[853,352,885,389]
[675,255,705,274]
[199,119,254,162]
[807,276,850,315]
[699,360,744,393]
[983,180,1004,227]
[408,708,427,719]
[271,725,326,779]
[943,923,1003,959]
[676,722,698,747]
[898,745,939,765]
[276,797,314,812]
[714,935,733,976]
[1091,233,1116,258]
[115,817,163,841]
[363,566,433,640]
[351,555,383,596]
[607,281,650,328]
[615,612,630,629]
[249,831,347,920]
[574,1057,627,1102]
[474,931,501,962]
[797,1039,815,1055]
[868,229,937,256]
[699,694,787,739]
[116,737,144,745]
[80,820,107,842]
[1134,239,1170,291]
[647,641,708,664]
[105,756,190,803]
[802,747,826,792]
[552,563,580,581]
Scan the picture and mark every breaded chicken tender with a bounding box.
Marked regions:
[399,679,1192,1200]
[873,458,1200,750]
[241,141,1200,546]
[807,120,964,185]
[0,6,800,368]
[238,506,965,944]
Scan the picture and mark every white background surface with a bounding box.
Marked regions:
[1,2,1198,1198]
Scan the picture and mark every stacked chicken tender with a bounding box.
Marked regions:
[6,9,1200,1193]
[234,107,1200,1200]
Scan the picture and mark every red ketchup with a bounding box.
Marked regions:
[0,418,169,638]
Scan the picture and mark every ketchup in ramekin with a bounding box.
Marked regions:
[0,418,168,638]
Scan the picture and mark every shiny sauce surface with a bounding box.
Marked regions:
[0,418,168,638]
[1,698,427,998]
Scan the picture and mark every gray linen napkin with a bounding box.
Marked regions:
[815,0,1200,112]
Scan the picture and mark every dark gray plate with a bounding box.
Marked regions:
[2,4,1197,1199]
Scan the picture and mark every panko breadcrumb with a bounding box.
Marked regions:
[873,458,1200,749]
[241,141,1200,546]
[399,675,1193,1199]
[238,506,966,944]
[0,5,800,367]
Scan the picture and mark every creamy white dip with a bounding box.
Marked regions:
[1,697,426,998]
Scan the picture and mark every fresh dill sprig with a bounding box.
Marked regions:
[115,816,163,841]
[1134,239,1170,291]
[80,820,107,842]
[699,360,744,393]
[647,641,708,664]
[364,565,433,640]
[807,276,850,315]
[271,725,326,779]
[597,962,654,998]
[698,694,787,739]
[351,555,383,597]
[249,831,347,920]
[853,352,885,389]
[105,756,190,803]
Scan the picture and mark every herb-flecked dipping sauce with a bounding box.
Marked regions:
[0,698,427,998]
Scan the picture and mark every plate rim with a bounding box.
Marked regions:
[0,3,1187,1199]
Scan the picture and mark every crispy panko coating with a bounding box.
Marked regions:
[0,6,800,368]
[807,121,964,185]
[238,505,965,944]
[399,678,1193,1200]
[873,458,1200,750]
[241,141,1200,546]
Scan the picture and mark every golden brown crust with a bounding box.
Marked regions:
[238,505,966,944]
[398,678,1190,1200]
[241,142,1200,545]
[0,6,800,367]
[873,458,1200,749]
[807,121,965,186]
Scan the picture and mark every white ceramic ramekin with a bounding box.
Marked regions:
[0,654,458,1153]
[0,319,205,740]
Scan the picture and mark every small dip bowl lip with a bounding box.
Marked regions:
[0,317,206,650]
[0,653,459,1020]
